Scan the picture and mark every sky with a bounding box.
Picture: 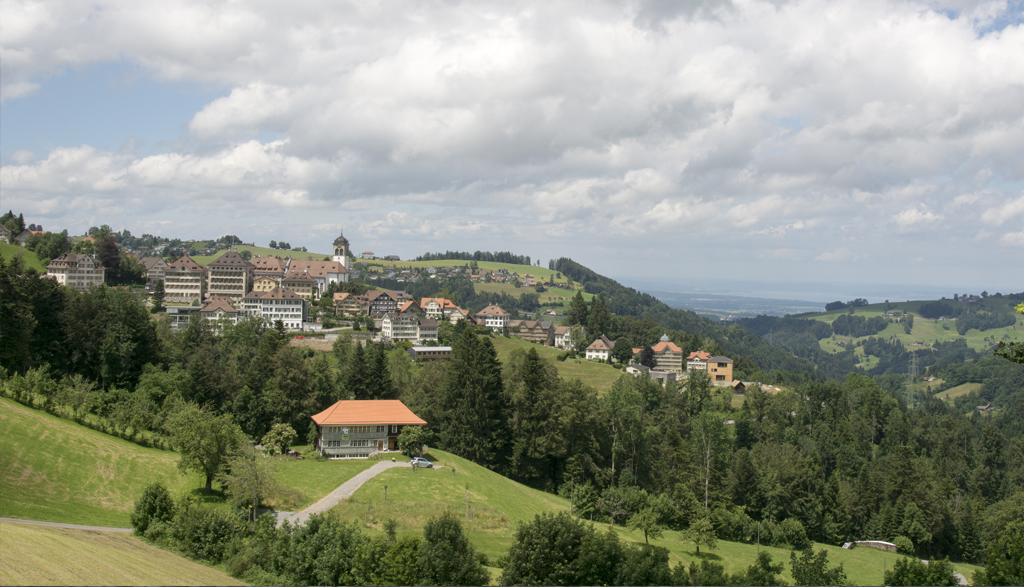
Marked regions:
[2,0,1022,298]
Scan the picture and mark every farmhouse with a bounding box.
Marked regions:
[312,400,427,458]
[586,335,615,361]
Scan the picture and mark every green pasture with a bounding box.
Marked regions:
[191,245,330,265]
[491,335,624,393]
[0,242,47,273]
[935,382,983,401]
[0,397,206,527]
[0,521,243,586]
[366,258,572,285]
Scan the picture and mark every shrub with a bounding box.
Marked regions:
[894,535,914,554]
[170,498,245,562]
[130,482,176,536]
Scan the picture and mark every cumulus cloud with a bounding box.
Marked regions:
[1,0,1023,286]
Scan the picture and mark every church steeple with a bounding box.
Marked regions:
[332,230,351,269]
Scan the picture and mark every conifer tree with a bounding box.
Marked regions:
[346,340,369,399]
[587,294,610,337]
[436,329,508,469]
[566,291,589,326]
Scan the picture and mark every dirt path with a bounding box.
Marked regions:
[279,460,411,527]
[0,517,132,533]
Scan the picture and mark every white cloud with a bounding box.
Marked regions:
[1000,229,1024,247]
[1,0,1023,287]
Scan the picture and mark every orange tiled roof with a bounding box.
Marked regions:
[687,351,712,360]
[311,400,427,426]
[652,341,682,353]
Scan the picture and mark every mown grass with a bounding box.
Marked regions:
[267,451,381,511]
[0,242,47,273]
[0,397,209,527]
[491,335,624,393]
[936,382,984,401]
[0,521,244,586]
[191,245,330,265]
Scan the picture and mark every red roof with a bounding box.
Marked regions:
[311,400,427,426]
[687,351,712,361]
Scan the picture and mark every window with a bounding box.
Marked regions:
[716,375,725,381]
[391,425,398,434]
[376,426,386,433]
[350,439,369,447]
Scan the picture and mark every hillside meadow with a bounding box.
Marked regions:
[491,335,623,393]
[0,521,243,586]
[0,242,47,273]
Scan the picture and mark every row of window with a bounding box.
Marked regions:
[322,425,400,434]
[323,439,373,448]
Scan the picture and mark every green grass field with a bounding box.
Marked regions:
[268,455,380,511]
[0,521,244,586]
[935,382,983,401]
[0,397,208,527]
[0,242,47,273]
[191,245,330,265]
[366,258,573,286]
[491,335,624,393]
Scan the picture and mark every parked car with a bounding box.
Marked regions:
[410,457,433,468]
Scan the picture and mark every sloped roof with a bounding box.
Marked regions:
[334,231,350,245]
[167,254,202,271]
[476,304,510,317]
[262,286,303,300]
[687,351,712,361]
[287,259,348,277]
[141,257,166,270]
[710,356,733,363]
[201,300,239,314]
[587,335,615,351]
[208,250,253,268]
[652,340,682,353]
[311,400,427,426]
[420,297,459,309]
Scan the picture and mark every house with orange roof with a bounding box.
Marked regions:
[420,297,461,320]
[333,292,369,315]
[312,400,426,457]
[634,334,683,372]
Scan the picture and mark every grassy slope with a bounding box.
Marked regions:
[192,245,330,265]
[0,397,208,527]
[0,521,244,586]
[369,258,573,286]
[0,242,47,273]
[326,450,982,585]
[936,382,984,401]
[807,300,1021,360]
[491,335,623,393]
[268,456,379,511]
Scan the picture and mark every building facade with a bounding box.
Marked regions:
[586,335,615,361]
[141,257,168,286]
[164,254,206,303]
[45,253,105,291]
[258,286,307,329]
[312,400,427,458]
[381,313,439,344]
[475,304,510,332]
[333,231,351,270]
[204,251,254,301]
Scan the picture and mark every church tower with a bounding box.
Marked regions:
[333,230,351,269]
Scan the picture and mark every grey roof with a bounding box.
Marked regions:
[710,356,733,363]
[207,250,253,268]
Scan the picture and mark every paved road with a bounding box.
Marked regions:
[0,517,132,533]
[279,460,413,527]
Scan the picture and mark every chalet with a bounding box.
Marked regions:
[312,400,427,457]
[586,335,615,361]
[508,320,554,345]
[408,346,452,362]
[476,304,511,332]
[553,325,586,350]
[367,290,400,315]
[333,292,369,315]
[420,297,461,320]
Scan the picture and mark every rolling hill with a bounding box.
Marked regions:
[0,242,47,273]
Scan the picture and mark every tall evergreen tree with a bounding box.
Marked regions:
[587,294,610,337]
[566,291,589,327]
[503,347,562,483]
[346,340,369,399]
[436,329,508,469]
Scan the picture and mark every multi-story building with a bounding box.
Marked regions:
[204,251,254,302]
[200,299,242,327]
[553,325,586,350]
[333,292,368,315]
[419,297,461,320]
[163,254,205,303]
[636,335,683,372]
[45,253,105,291]
[257,286,307,329]
[408,346,452,362]
[281,270,317,300]
[475,304,510,332]
[141,257,168,286]
[508,320,554,345]
[286,260,348,296]
[381,313,439,345]
[586,335,615,361]
[686,351,734,383]
[312,400,426,458]
[366,290,400,315]
[251,256,287,281]
[253,275,279,294]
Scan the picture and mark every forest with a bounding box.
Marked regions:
[2,252,1024,585]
